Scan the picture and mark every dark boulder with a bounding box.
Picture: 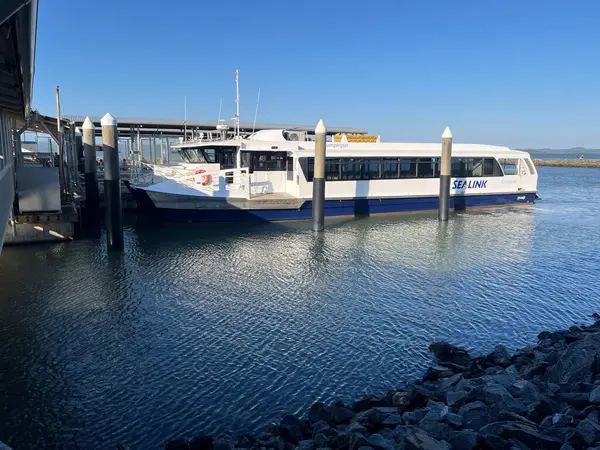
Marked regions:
[381,413,403,427]
[165,439,190,450]
[297,440,314,450]
[308,403,332,424]
[417,421,452,441]
[189,435,213,450]
[449,430,477,450]
[496,410,538,427]
[527,399,556,423]
[476,433,511,450]
[545,334,600,384]
[405,428,451,450]
[429,342,471,367]
[590,385,600,404]
[509,380,541,403]
[483,384,525,413]
[487,345,512,367]
[574,417,600,447]
[420,402,448,422]
[329,405,355,424]
[443,413,462,428]
[366,434,395,450]
[279,414,305,444]
[212,439,233,450]
[446,390,467,407]
[554,392,590,410]
[499,424,562,450]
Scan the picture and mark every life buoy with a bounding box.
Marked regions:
[193,169,211,186]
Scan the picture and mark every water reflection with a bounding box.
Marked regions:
[0,168,599,448]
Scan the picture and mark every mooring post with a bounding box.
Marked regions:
[439,126,453,221]
[312,119,327,232]
[82,117,100,219]
[101,113,124,251]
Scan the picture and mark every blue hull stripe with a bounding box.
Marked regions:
[132,191,536,222]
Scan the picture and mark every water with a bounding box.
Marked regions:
[1,167,600,449]
[531,152,600,159]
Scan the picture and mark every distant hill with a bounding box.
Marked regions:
[521,147,600,154]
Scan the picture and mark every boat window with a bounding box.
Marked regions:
[498,158,518,175]
[484,158,504,176]
[342,158,362,180]
[400,158,418,178]
[417,158,439,178]
[325,158,342,181]
[179,148,207,163]
[362,159,381,180]
[382,158,399,179]
[524,158,536,175]
[287,156,294,181]
[470,158,484,177]
[451,158,468,177]
[202,148,217,163]
[247,151,287,172]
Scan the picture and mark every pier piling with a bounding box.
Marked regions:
[312,119,327,232]
[439,127,453,221]
[82,117,100,220]
[101,113,124,251]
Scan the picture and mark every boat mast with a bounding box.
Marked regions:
[184,96,187,142]
[252,88,261,134]
[235,68,240,138]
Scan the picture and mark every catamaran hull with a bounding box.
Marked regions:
[127,185,536,222]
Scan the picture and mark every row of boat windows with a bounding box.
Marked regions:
[299,157,507,181]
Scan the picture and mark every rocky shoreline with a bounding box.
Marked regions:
[165,316,600,450]
[533,158,600,168]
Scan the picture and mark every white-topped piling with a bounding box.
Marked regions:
[312,119,327,232]
[82,117,100,219]
[439,127,453,221]
[101,113,123,250]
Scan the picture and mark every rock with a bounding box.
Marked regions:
[381,413,403,427]
[393,424,408,441]
[449,431,477,450]
[559,444,574,450]
[189,436,213,450]
[575,417,600,446]
[527,399,555,423]
[329,405,355,424]
[545,334,600,384]
[496,410,538,427]
[444,413,462,428]
[392,391,411,409]
[165,439,190,450]
[423,366,454,382]
[405,428,451,450]
[488,345,512,367]
[458,401,487,416]
[402,408,428,425]
[279,415,304,444]
[510,380,541,403]
[212,439,233,450]
[309,403,333,424]
[436,373,464,392]
[446,390,467,407]
[420,402,448,422]
[312,434,330,449]
[590,385,600,403]
[312,421,331,438]
[476,433,509,450]
[366,434,394,450]
[499,424,562,450]
[234,434,254,449]
[332,432,367,450]
[355,409,385,431]
[554,392,590,410]
[346,422,367,435]
[521,361,550,379]
[297,440,314,450]
[484,384,524,413]
[429,342,471,367]
[417,421,452,441]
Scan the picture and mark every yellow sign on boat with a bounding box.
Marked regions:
[333,134,379,143]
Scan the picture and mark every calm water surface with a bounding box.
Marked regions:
[1,167,599,449]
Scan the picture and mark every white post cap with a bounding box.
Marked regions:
[101,113,117,127]
[82,116,95,130]
[75,127,82,136]
[442,127,452,139]
[315,119,327,134]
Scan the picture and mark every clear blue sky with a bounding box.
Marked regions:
[34,0,600,148]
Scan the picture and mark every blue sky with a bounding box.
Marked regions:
[34,0,599,148]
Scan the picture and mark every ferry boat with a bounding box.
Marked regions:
[126,128,538,222]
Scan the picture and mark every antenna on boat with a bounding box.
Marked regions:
[218,97,222,121]
[252,88,261,134]
[234,68,240,138]
[184,96,187,142]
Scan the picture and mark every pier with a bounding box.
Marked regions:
[532,158,600,168]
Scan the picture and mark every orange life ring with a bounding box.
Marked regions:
[193,169,211,186]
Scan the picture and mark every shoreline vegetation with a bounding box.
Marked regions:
[533,158,600,168]
[163,315,600,450]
